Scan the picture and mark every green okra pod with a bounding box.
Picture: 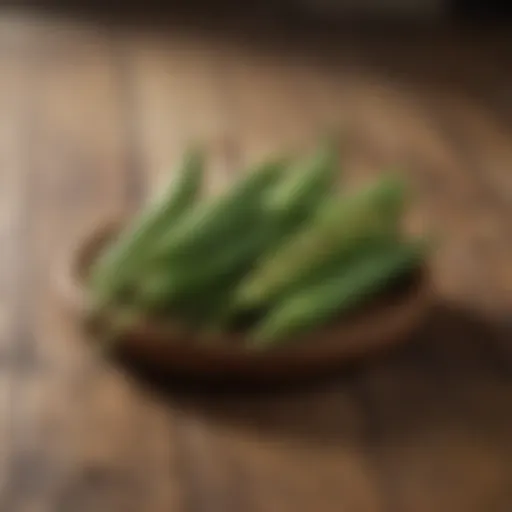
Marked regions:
[90,145,205,307]
[235,174,407,310]
[150,156,288,262]
[250,239,425,346]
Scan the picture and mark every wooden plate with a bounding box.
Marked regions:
[57,217,431,380]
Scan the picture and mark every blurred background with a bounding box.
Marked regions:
[0,2,511,512]
[4,0,512,22]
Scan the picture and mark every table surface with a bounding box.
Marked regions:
[0,8,511,512]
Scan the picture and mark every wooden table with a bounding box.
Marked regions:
[0,8,511,511]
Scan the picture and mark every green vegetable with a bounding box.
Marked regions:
[139,223,274,308]
[250,239,425,346]
[90,145,205,307]
[151,157,287,261]
[258,140,340,252]
[148,279,234,327]
[271,231,399,302]
[140,142,340,321]
[266,140,338,218]
[235,174,407,310]
[87,138,428,353]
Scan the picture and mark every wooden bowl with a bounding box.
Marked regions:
[57,217,431,380]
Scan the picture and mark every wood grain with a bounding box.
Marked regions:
[0,17,182,512]
[0,24,33,509]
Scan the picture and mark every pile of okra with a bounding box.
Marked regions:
[89,139,426,348]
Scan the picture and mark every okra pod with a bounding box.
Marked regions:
[235,174,407,310]
[265,140,338,218]
[250,239,425,346]
[150,156,287,262]
[139,223,274,308]
[90,145,205,307]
